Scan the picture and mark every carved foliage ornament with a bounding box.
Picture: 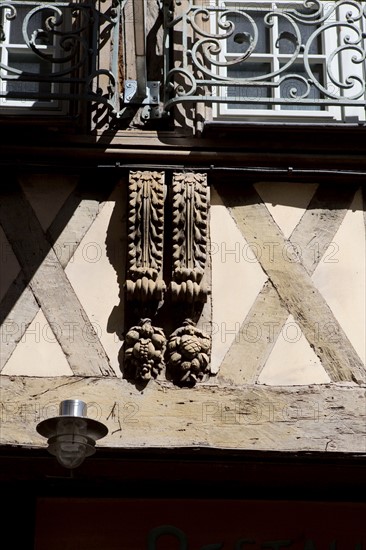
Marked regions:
[124,171,211,386]
[171,172,209,303]
[126,171,165,303]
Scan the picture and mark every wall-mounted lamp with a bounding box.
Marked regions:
[36,399,108,469]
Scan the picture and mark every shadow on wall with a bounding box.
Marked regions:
[106,180,128,351]
[0,172,119,376]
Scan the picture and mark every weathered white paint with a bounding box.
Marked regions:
[210,187,267,372]
[255,178,354,387]
[0,180,109,374]
[65,184,125,377]
[2,180,364,385]
[258,314,330,385]
[2,309,73,376]
[312,188,366,365]
[19,174,77,231]
[254,182,318,238]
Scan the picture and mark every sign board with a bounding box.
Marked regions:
[35,498,365,549]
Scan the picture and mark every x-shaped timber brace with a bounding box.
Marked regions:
[0,178,115,377]
[0,175,365,453]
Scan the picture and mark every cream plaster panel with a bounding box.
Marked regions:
[258,314,330,385]
[0,225,20,302]
[210,187,267,372]
[20,174,77,231]
[255,182,318,238]
[312,188,366,364]
[2,309,73,376]
[65,185,125,377]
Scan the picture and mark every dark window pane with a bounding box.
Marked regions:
[280,63,324,110]
[278,17,321,54]
[227,62,272,109]
[226,11,270,54]
[7,52,52,95]
[10,6,53,45]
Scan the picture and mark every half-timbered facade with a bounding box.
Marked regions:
[0,0,365,547]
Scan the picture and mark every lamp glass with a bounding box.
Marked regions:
[54,436,88,469]
[48,418,95,469]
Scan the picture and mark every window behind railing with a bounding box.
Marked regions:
[0,0,121,120]
[163,0,366,122]
[1,1,71,111]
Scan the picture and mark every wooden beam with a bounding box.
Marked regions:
[217,184,366,384]
[0,182,114,377]
[0,375,365,453]
[0,186,107,371]
[0,283,39,371]
[219,184,359,384]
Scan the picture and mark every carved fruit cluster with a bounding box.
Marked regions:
[124,318,166,381]
[124,318,211,386]
[167,319,211,385]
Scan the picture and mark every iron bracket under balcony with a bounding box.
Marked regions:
[123,80,161,120]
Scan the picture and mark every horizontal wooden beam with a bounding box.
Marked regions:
[1,375,365,454]
[3,146,366,170]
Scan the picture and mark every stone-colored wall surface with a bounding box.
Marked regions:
[212,183,365,386]
[0,176,365,452]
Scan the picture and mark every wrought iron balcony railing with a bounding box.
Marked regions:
[162,0,366,118]
[2,0,366,122]
[0,0,121,114]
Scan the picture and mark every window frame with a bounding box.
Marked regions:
[210,0,365,122]
[0,1,74,114]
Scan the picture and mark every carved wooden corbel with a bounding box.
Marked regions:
[171,172,209,303]
[123,170,212,386]
[124,318,166,381]
[125,171,165,303]
[167,319,211,386]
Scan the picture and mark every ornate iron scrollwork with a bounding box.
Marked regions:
[0,0,121,113]
[163,0,366,112]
